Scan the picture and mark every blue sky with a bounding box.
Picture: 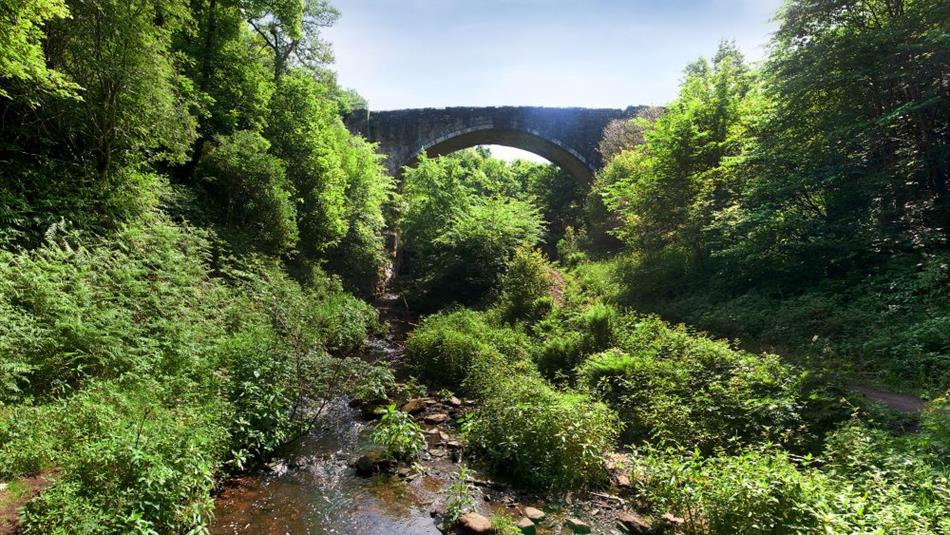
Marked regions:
[324,0,784,160]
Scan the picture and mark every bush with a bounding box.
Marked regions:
[4,381,229,534]
[373,406,425,462]
[495,248,555,324]
[579,315,807,451]
[464,370,619,490]
[405,309,530,394]
[410,198,545,311]
[630,446,834,535]
[0,214,392,532]
[628,394,950,535]
[198,130,298,255]
[532,302,619,380]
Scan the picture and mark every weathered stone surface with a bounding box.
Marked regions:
[517,517,536,535]
[616,473,631,487]
[447,396,463,407]
[344,106,646,183]
[353,450,387,476]
[655,512,685,533]
[524,506,545,521]
[565,517,592,534]
[617,511,651,534]
[424,412,449,424]
[400,398,429,414]
[458,512,492,534]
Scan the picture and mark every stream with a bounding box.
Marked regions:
[211,293,449,534]
[210,293,626,535]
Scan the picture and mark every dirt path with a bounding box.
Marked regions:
[852,385,926,414]
[0,470,58,535]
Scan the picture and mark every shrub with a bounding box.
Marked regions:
[373,406,425,462]
[495,248,555,324]
[579,315,806,451]
[409,198,545,311]
[405,309,530,394]
[535,330,586,380]
[8,381,230,534]
[464,371,619,490]
[198,130,298,255]
[630,446,834,535]
[631,420,947,535]
[532,302,619,380]
[0,215,391,532]
[820,422,949,533]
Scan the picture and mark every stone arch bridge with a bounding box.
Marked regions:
[344,106,644,183]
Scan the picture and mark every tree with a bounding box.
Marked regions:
[241,0,339,79]
[323,135,394,296]
[0,0,78,101]
[43,0,198,179]
[751,0,950,263]
[265,69,347,254]
[198,130,298,254]
[596,42,754,268]
[598,107,664,161]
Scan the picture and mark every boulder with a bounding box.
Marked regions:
[401,398,429,414]
[458,512,492,534]
[655,512,685,533]
[353,450,387,476]
[565,517,592,534]
[617,511,651,534]
[447,396,463,407]
[425,412,450,424]
[524,506,545,521]
[517,517,536,535]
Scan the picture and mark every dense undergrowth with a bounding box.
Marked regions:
[2,0,948,533]
[406,247,950,533]
[0,208,392,532]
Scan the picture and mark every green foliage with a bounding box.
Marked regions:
[265,69,349,255]
[9,382,229,534]
[398,152,546,311]
[490,513,522,535]
[242,0,339,78]
[579,315,806,451]
[597,41,753,263]
[523,164,587,252]
[198,130,298,254]
[495,248,555,324]
[631,446,834,535]
[322,135,393,296]
[0,214,391,532]
[593,2,950,394]
[631,415,950,535]
[405,309,530,394]
[532,302,619,380]
[372,405,425,462]
[0,0,78,101]
[50,0,198,176]
[443,465,477,524]
[465,369,619,490]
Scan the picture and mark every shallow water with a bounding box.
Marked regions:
[212,293,448,535]
[211,400,446,535]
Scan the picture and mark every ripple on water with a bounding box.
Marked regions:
[211,400,443,535]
